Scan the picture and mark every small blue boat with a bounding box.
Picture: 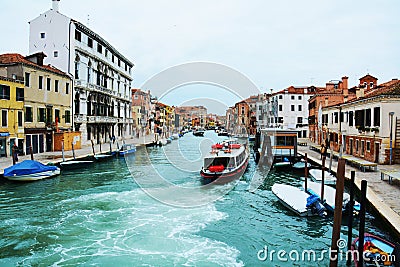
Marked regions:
[4,160,60,181]
[118,144,136,156]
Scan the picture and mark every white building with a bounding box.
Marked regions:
[29,0,134,144]
[321,77,400,164]
[270,86,315,138]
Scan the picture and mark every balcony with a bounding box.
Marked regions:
[74,114,87,123]
[87,116,118,124]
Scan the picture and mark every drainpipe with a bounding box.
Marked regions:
[389,112,395,165]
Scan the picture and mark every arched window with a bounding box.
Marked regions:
[74,54,80,79]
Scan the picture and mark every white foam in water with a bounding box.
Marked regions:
[22,189,244,266]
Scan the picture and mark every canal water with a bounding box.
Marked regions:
[0,131,396,266]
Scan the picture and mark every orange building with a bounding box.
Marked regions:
[308,76,356,144]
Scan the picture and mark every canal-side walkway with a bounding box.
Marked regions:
[0,134,157,174]
[297,143,400,238]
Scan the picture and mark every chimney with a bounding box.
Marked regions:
[342,76,349,102]
[52,0,60,12]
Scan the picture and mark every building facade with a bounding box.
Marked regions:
[270,86,315,138]
[0,53,72,155]
[29,0,134,144]
[0,76,25,157]
[321,77,400,164]
[132,89,152,136]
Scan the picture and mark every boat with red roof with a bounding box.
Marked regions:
[200,139,249,184]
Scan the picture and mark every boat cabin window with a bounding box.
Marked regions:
[276,136,295,146]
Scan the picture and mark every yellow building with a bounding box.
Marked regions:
[0,76,24,157]
[0,53,73,154]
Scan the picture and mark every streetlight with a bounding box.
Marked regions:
[389,112,395,165]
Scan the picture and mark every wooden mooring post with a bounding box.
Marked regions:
[357,180,368,267]
[346,171,355,266]
[330,158,346,267]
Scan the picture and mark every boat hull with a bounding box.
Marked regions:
[4,169,61,181]
[59,161,94,170]
[351,233,395,266]
[200,159,249,185]
[193,132,205,137]
[118,148,136,157]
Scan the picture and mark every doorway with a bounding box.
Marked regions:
[46,133,53,152]
[349,139,353,155]
[375,143,380,163]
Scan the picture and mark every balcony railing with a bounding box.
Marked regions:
[74,114,87,123]
[87,116,118,124]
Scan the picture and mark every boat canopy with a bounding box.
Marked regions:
[4,160,57,176]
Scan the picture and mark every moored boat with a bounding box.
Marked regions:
[271,183,326,217]
[59,160,94,170]
[351,233,396,266]
[218,130,229,136]
[118,144,136,156]
[200,139,249,184]
[293,161,311,170]
[94,153,114,161]
[193,130,205,137]
[309,169,336,185]
[4,160,60,181]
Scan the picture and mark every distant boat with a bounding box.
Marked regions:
[4,160,60,181]
[118,144,136,156]
[60,160,94,170]
[94,153,114,161]
[271,183,326,217]
[351,233,395,267]
[193,130,205,137]
[218,130,229,136]
[293,161,311,170]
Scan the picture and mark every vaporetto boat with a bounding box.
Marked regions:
[200,139,249,184]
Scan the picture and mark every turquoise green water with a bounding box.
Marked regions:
[0,131,396,266]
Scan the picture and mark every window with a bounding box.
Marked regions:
[65,110,71,123]
[112,55,115,63]
[25,72,30,87]
[340,112,344,123]
[361,140,365,156]
[355,110,365,127]
[366,141,371,152]
[298,105,302,112]
[75,61,79,79]
[16,87,24,101]
[298,96,302,100]
[297,117,302,123]
[279,95,283,99]
[105,50,108,57]
[349,111,354,126]
[38,108,46,122]
[39,76,43,89]
[1,110,7,127]
[356,140,359,154]
[374,107,380,126]
[334,112,338,123]
[40,32,46,39]
[55,109,60,123]
[291,105,295,111]
[118,58,121,67]
[47,78,51,91]
[88,37,93,48]
[97,43,103,53]
[279,105,282,111]
[278,117,283,123]
[0,85,10,100]
[55,80,59,92]
[365,109,371,127]
[54,51,58,57]
[18,111,23,127]
[25,107,33,122]
[75,30,81,41]
[66,82,70,94]
[370,82,374,89]
[291,95,295,100]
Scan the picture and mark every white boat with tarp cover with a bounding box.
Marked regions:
[4,160,60,181]
[271,183,326,217]
[309,169,336,185]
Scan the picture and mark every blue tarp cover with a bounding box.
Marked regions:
[306,194,320,207]
[4,160,57,177]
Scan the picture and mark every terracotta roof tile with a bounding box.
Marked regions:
[0,53,69,77]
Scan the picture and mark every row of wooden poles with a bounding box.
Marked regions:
[11,139,118,165]
[304,153,400,267]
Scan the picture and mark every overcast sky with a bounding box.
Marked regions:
[1,0,399,114]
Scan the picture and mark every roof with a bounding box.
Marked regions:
[364,79,400,98]
[0,53,70,77]
[359,74,378,81]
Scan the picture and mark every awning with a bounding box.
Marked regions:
[0,132,10,137]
